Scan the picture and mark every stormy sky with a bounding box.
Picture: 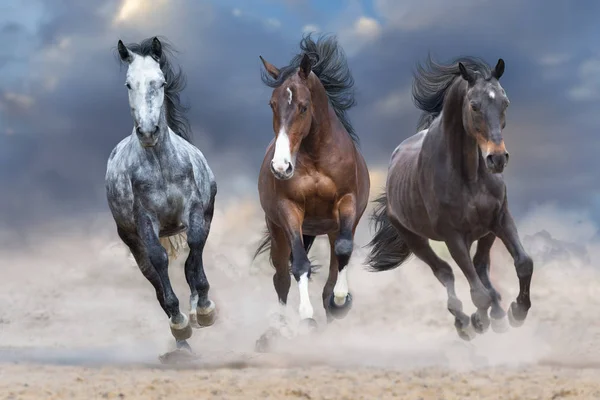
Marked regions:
[1,0,599,231]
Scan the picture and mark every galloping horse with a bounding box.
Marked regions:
[106,37,217,355]
[254,34,370,345]
[367,56,533,340]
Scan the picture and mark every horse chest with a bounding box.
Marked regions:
[461,188,502,230]
[296,173,337,216]
[137,170,190,215]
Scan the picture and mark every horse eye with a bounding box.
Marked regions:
[300,105,308,114]
[125,82,131,90]
[470,102,480,112]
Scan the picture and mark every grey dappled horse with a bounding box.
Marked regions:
[105,37,217,354]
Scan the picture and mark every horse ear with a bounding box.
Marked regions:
[458,62,476,86]
[151,37,162,62]
[492,58,505,80]
[118,40,133,64]
[259,56,280,79]
[299,53,312,80]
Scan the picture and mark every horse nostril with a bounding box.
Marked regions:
[285,163,293,175]
[136,126,143,136]
[153,125,159,134]
[505,152,510,164]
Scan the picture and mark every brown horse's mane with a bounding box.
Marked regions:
[260,33,359,144]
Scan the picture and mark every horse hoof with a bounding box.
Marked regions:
[491,316,510,333]
[176,339,193,352]
[328,292,353,320]
[255,328,279,353]
[193,301,217,328]
[471,311,490,334]
[455,316,476,341]
[299,318,318,334]
[170,321,193,341]
[507,302,527,328]
[159,346,197,365]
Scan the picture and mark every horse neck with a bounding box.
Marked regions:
[300,76,334,157]
[441,80,481,182]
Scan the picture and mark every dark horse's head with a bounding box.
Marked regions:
[260,54,313,180]
[458,59,510,173]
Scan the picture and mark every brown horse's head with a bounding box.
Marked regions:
[459,59,510,174]
[260,54,313,180]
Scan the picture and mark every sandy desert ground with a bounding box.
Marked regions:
[1,187,600,399]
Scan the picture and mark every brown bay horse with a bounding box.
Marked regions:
[367,56,533,340]
[254,34,370,347]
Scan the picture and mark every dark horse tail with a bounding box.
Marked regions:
[366,193,412,271]
[254,231,317,270]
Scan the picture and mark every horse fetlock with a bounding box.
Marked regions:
[447,296,463,314]
[470,287,492,310]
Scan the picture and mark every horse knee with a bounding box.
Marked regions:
[433,263,455,286]
[516,254,533,279]
[334,237,353,267]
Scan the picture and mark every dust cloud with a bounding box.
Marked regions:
[1,171,599,398]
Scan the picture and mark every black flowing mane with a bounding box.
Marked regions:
[118,36,192,142]
[261,33,359,144]
[412,55,493,131]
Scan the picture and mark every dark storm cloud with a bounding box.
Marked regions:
[0,0,599,229]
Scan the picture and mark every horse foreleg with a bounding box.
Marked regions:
[322,234,338,323]
[494,210,533,328]
[275,201,316,329]
[119,225,191,350]
[472,233,508,333]
[185,201,216,329]
[445,235,494,328]
[326,195,356,320]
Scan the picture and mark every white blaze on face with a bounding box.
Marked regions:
[271,127,293,174]
[488,90,496,100]
[126,55,165,133]
[298,272,314,320]
[333,268,349,306]
[287,87,292,105]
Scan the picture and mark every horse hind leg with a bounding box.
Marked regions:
[391,224,477,341]
[255,221,292,353]
[471,233,508,334]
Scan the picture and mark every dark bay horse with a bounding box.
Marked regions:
[254,34,370,347]
[106,37,217,357]
[367,56,533,340]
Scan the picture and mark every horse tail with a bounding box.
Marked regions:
[254,229,317,271]
[160,233,188,261]
[366,193,412,271]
